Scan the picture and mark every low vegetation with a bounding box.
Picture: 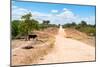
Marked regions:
[63,21,96,36]
[12,32,55,66]
[11,12,58,40]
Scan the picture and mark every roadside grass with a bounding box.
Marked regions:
[64,28,95,47]
[12,35,55,66]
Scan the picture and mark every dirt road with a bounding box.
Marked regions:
[38,26,95,64]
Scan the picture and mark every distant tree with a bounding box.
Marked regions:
[80,21,87,26]
[46,20,50,24]
[93,24,96,28]
[71,22,76,26]
[63,22,77,28]
[43,20,50,25]
[58,24,60,28]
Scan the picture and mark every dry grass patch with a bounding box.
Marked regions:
[12,38,55,66]
[64,28,95,47]
[11,27,57,66]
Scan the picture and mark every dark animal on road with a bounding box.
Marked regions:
[28,35,37,40]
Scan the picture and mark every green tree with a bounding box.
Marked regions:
[11,20,20,38]
[80,21,87,26]
[20,12,33,40]
[63,22,76,28]
[43,20,50,25]
[71,22,76,26]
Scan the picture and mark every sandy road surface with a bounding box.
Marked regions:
[38,26,95,64]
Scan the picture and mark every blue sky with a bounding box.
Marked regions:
[12,1,96,25]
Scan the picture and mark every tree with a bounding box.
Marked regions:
[31,19,39,30]
[11,20,20,38]
[63,22,76,28]
[71,22,76,26]
[80,21,87,26]
[43,20,50,25]
[20,12,33,40]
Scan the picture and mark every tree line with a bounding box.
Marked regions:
[62,21,96,36]
[12,12,96,40]
[11,12,58,40]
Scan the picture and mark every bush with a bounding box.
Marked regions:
[63,21,96,36]
[11,20,20,38]
[75,26,95,36]
[11,13,58,39]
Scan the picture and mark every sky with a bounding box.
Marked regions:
[12,0,96,25]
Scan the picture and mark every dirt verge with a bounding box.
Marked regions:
[12,38,55,66]
[64,28,95,47]
[11,27,58,66]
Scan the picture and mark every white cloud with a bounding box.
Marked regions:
[12,6,17,9]
[58,9,75,19]
[79,16,95,24]
[63,8,68,11]
[12,6,32,20]
[51,10,58,13]
[12,6,95,25]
